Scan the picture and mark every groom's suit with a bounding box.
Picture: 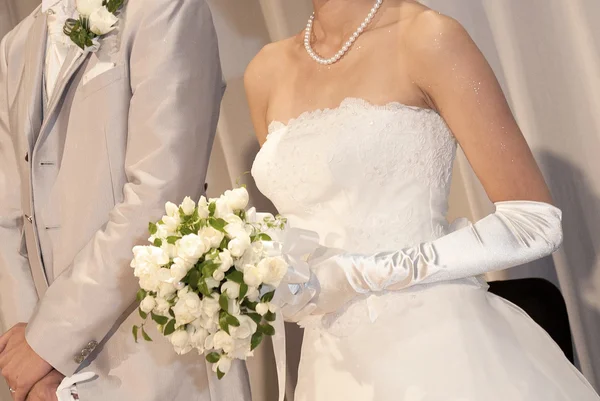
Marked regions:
[0,1,251,399]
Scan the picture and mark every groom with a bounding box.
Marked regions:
[0,0,250,400]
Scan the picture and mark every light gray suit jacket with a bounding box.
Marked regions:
[0,1,251,400]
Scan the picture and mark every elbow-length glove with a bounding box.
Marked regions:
[278,200,563,320]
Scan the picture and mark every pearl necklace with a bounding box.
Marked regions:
[304,0,384,65]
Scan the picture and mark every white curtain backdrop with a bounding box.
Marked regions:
[2,1,599,400]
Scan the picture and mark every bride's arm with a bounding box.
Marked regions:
[408,11,552,204]
[278,13,563,319]
[244,44,278,146]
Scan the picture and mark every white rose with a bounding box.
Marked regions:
[197,196,210,219]
[224,187,249,211]
[214,197,233,219]
[170,259,189,283]
[165,201,179,218]
[213,355,232,375]
[234,242,263,270]
[177,234,207,261]
[255,302,269,316]
[228,236,251,258]
[170,330,193,355]
[259,256,288,287]
[218,249,234,272]
[243,264,265,287]
[212,330,235,353]
[228,299,241,316]
[245,286,260,302]
[224,214,243,226]
[198,313,218,332]
[229,315,257,340]
[181,196,196,216]
[154,297,171,316]
[205,276,220,289]
[162,215,180,233]
[202,295,221,317]
[131,246,169,272]
[221,281,241,299]
[138,271,159,293]
[173,290,203,326]
[189,326,209,351]
[154,223,169,240]
[161,242,178,259]
[199,226,225,249]
[212,269,225,281]
[76,0,103,16]
[157,281,177,299]
[140,296,156,314]
[89,6,118,35]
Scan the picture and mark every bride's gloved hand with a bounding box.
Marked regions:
[284,200,563,318]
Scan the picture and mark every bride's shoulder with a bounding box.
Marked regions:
[244,38,297,89]
[401,8,474,59]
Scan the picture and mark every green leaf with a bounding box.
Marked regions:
[219,312,230,334]
[243,300,258,310]
[188,269,200,291]
[163,319,176,336]
[209,217,227,233]
[141,327,153,342]
[169,308,175,318]
[217,368,225,380]
[136,289,147,302]
[132,325,139,343]
[153,238,163,247]
[261,290,275,303]
[200,260,220,278]
[219,236,229,250]
[148,222,158,235]
[167,236,180,245]
[138,308,148,320]
[206,352,221,364]
[208,202,216,216]
[219,293,229,311]
[251,331,263,351]
[239,283,248,300]
[226,270,244,284]
[259,323,275,336]
[256,233,272,241]
[226,314,240,327]
[197,279,211,297]
[151,312,169,325]
[264,311,276,322]
[247,312,262,325]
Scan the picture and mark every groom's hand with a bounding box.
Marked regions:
[0,323,53,401]
[25,370,63,401]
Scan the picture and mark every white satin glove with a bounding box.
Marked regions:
[282,200,563,317]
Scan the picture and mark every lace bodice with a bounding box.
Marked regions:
[252,98,457,253]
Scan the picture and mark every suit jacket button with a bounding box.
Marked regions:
[87,340,98,349]
[74,355,85,364]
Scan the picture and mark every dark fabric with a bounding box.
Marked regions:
[488,278,574,363]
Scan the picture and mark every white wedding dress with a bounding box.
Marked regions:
[251,98,600,400]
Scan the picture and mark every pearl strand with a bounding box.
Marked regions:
[304,0,384,65]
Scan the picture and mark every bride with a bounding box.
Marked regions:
[246,0,600,400]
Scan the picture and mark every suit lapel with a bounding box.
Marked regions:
[35,43,91,152]
[19,8,47,153]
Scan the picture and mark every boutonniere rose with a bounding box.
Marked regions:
[63,0,124,51]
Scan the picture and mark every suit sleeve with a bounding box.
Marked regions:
[25,0,225,375]
[0,33,39,330]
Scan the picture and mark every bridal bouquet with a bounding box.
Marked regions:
[130,187,288,378]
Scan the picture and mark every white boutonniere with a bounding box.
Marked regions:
[63,0,123,52]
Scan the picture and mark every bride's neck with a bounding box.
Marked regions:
[310,0,385,43]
